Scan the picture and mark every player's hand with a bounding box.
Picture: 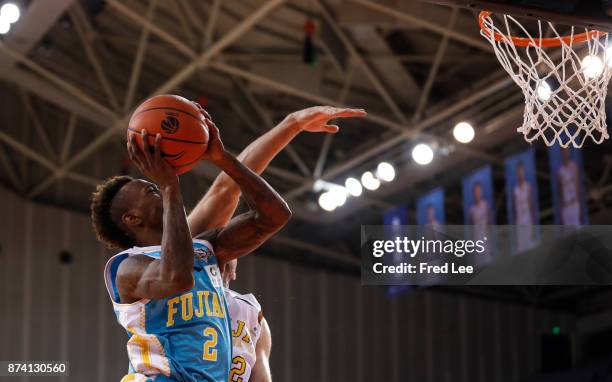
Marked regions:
[128,130,178,187]
[191,101,226,163]
[200,118,226,163]
[287,106,366,133]
[192,101,212,123]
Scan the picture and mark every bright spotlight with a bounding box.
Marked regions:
[376,162,395,182]
[0,3,20,24]
[318,191,336,211]
[412,143,434,165]
[581,55,604,79]
[329,186,347,207]
[0,19,9,34]
[361,171,380,191]
[536,81,552,101]
[453,122,475,143]
[345,177,363,197]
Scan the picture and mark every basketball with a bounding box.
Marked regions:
[128,94,209,175]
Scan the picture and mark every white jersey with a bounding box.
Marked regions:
[226,289,263,382]
[514,182,533,225]
[470,200,489,226]
[558,162,579,204]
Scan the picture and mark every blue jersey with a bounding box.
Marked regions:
[103,239,231,382]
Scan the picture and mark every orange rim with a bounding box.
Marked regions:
[478,11,606,47]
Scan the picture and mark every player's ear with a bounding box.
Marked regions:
[122,210,143,227]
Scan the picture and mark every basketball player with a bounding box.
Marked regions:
[425,203,441,228]
[513,161,536,251]
[91,113,291,381]
[187,105,367,382]
[469,182,491,227]
[556,147,582,226]
[469,182,491,255]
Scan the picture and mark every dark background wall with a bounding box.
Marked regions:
[0,185,575,382]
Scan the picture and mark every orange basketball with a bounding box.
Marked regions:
[128,94,209,175]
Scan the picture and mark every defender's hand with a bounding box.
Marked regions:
[287,106,366,133]
[128,130,178,187]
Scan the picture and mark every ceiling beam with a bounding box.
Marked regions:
[26,0,285,198]
[315,0,410,123]
[70,4,120,110]
[0,0,75,69]
[232,77,312,177]
[281,74,514,200]
[124,0,158,111]
[349,0,491,52]
[413,8,458,121]
[210,61,506,187]
[0,42,118,121]
[60,113,78,164]
[19,89,57,161]
[0,143,22,190]
[203,0,222,49]
[0,131,98,189]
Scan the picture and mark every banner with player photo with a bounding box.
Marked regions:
[415,187,446,285]
[383,205,409,254]
[382,205,413,296]
[505,148,540,254]
[462,165,496,225]
[462,165,496,263]
[548,145,589,226]
[383,205,408,226]
[416,187,445,227]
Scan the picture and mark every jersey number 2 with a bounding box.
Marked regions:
[229,356,247,382]
[203,327,218,361]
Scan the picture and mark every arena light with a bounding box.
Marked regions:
[361,171,380,191]
[452,122,475,143]
[581,55,604,79]
[376,162,395,182]
[318,191,336,211]
[0,19,9,34]
[536,81,552,101]
[345,177,362,197]
[328,185,347,207]
[0,3,20,24]
[411,143,434,165]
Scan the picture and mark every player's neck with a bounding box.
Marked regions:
[134,227,163,247]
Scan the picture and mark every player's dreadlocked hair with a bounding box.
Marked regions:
[90,175,134,250]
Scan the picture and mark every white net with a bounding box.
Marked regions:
[480,13,611,147]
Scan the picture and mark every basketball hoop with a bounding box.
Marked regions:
[479,11,611,147]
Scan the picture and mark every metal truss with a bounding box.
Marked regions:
[0,0,525,219]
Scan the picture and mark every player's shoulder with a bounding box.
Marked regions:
[103,248,159,304]
[227,289,261,312]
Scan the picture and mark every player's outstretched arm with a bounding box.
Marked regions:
[187,105,366,236]
[199,121,292,265]
[250,318,272,382]
[116,132,195,302]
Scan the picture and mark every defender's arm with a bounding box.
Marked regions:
[250,318,272,382]
[188,106,366,235]
[199,122,291,265]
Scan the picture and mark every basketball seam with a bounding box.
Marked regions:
[131,107,203,122]
[127,128,208,145]
[172,154,204,169]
